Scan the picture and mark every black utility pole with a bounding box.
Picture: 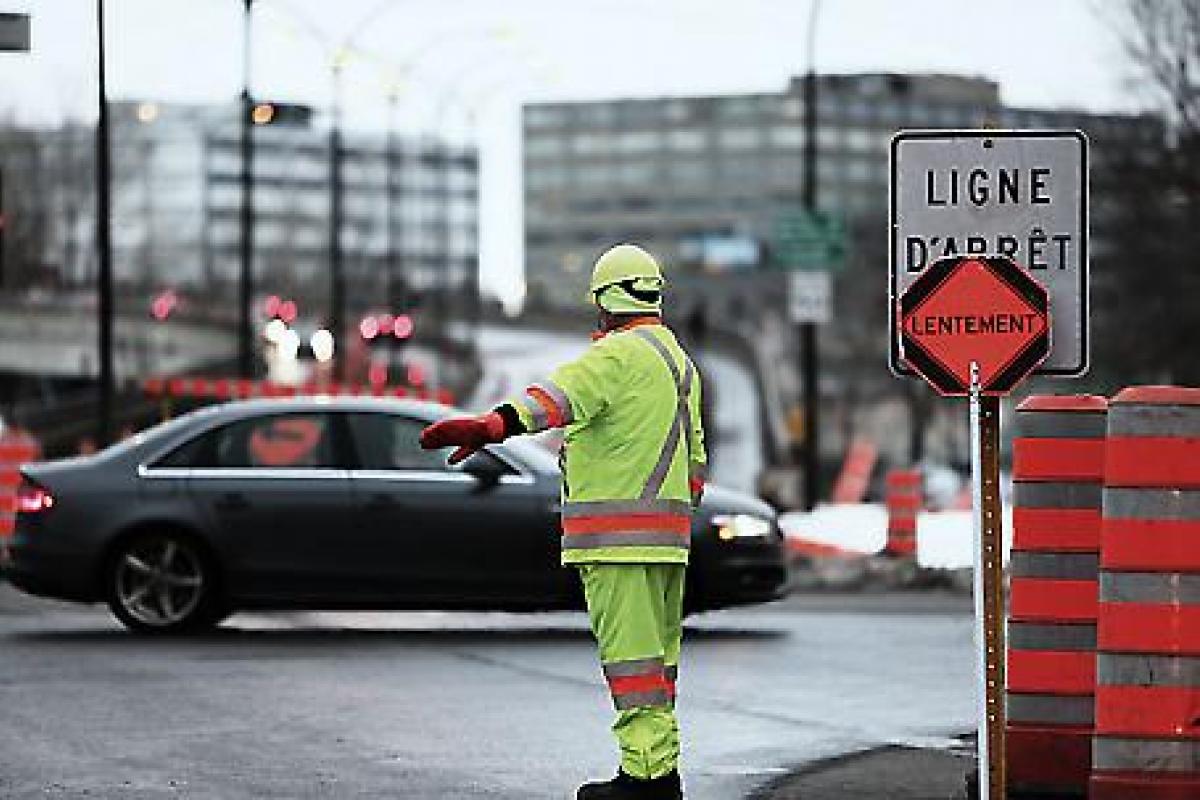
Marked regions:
[95,0,115,446]
[237,0,254,378]
[799,0,822,511]
[385,89,402,311]
[329,64,346,380]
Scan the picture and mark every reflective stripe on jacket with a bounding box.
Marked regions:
[507,321,706,565]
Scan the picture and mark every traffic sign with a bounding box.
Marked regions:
[890,129,1087,376]
[787,271,831,324]
[898,255,1050,396]
[773,208,846,271]
[0,14,29,52]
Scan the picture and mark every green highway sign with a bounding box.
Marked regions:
[772,208,846,271]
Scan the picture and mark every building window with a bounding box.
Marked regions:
[717,127,762,150]
[616,131,661,153]
[718,97,759,120]
[526,136,565,158]
[844,100,873,122]
[574,164,612,187]
[526,107,566,127]
[845,129,875,153]
[666,100,691,122]
[618,161,657,186]
[720,158,763,184]
[845,157,878,183]
[578,105,616,126]
[571,133,609,156]
[770,125,804,149]
[667,129,706,151]
[526,165,565,189]
[667,159,709,185]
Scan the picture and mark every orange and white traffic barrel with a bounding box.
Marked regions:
[1090,386,1200,799]
[0,429,41,565]
[1006,395,1107,796]
[884,468,921,557]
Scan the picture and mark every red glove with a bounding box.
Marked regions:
[419,412,507,465]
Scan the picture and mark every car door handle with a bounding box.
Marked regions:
[215,492,250,512]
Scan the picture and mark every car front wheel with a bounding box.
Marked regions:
[105,533,225,634]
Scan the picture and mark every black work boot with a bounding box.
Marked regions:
[576,769,682,800]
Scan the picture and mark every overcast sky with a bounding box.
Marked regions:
[0,1,1146,305]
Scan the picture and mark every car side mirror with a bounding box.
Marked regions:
[461,450,506,488]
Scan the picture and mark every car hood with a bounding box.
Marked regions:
[697,484,776,520]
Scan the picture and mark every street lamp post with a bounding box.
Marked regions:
[238,0,255,379]
[799,0,822,511]
[386,86,403,312]
[95,0,115,446]
[329,57,346,380]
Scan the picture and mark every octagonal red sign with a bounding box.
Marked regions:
[898,255,1050,396]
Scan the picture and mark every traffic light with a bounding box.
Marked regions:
[247,101,312,127]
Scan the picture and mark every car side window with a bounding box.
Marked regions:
[346,413,462,472]
[161,414,337,469]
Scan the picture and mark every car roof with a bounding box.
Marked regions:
[187,396,457,420]
[107,397,459,463]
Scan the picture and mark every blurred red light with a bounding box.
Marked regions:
[150,289,176,321]
[406,363,426,386]
[15,480,54,514]
[368,361,388,387]
[378,313,394,332]
[359,316,379,340]
[279,300,298,324]
[392,314,414,339]
[263,295,281,317]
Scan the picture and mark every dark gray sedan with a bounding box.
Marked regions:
[6,398,787,632]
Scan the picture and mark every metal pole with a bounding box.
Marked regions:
[329,62,346,380]
[238,0,255,378]
[386,89,400,310]
[95,0,114,446]
[968,361,1007,800]
[798,0,821,510]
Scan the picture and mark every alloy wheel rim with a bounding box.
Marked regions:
[115,538,203,626]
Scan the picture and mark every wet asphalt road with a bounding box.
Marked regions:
[0,585,973,799]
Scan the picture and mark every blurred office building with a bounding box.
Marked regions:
[522,72,1161,311]
[0,101,479,308]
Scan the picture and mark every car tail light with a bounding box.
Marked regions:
[15,478,54,514]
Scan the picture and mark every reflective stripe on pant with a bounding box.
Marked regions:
[579,563,685,780]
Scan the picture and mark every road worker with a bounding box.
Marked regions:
[420,243,706,800]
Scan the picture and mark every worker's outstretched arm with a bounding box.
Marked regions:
[419,345,616,464]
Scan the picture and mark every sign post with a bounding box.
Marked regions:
[969,363,1006,800]
[898,254,1051,800]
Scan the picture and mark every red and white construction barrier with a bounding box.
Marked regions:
[141,377,456,406]
[0,429,40,565]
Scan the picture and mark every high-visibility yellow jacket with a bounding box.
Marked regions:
[506,319,706,565]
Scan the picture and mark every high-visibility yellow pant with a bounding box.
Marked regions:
[578,563,685,780]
